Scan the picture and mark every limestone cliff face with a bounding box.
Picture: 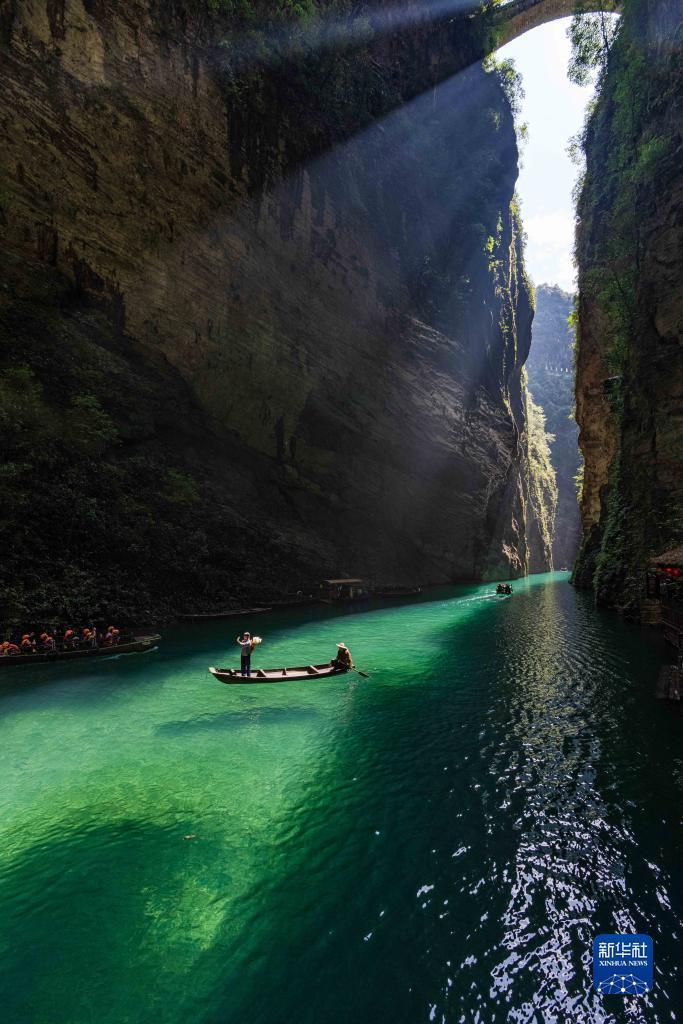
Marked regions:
[0,1,549,619]
[573,0,683,612]
[526,284,581,568]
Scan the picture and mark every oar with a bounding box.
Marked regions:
[353,667,370,678]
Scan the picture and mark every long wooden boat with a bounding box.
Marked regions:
[208,662,350,684]
[0,634,161,668]
[372,586,422,598]
[180,607,271,621]
[267,597,320,609]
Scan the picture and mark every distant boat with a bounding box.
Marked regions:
[319,578,368,603]
[0,634,161,668]
[372,585,422,598]
[208,663,350,684]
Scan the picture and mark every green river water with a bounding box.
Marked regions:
[0,572,681,1024]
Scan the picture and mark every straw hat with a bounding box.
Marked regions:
[336,642,348,649]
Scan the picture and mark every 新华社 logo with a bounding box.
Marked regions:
[593,934,653,995]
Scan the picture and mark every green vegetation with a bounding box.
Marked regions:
[164,469,201,507]
[0,270,269,624]
[573,463,584,505]
[567,10,618,86]
[525,392,558,563]
[484,56,528,144]
[207,0,316,20]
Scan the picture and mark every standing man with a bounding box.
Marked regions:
[236,631,253,677]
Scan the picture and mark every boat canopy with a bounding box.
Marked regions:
[650,548,683,568]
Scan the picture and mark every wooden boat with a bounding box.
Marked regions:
[373,586,422,598]
[319,579,369,604]
[208,662,350,684]
[180,607,271,621]
[0,634,161,668]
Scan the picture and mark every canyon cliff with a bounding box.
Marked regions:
[573,0,682,613]
[0,1,553,621]
[526,284,580,568]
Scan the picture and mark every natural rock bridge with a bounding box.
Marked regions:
[491,0,621,48]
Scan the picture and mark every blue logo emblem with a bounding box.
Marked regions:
[593,934,653,994]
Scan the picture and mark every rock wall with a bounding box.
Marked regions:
[0,0,550,621]
[526,284,581,568]
[573,0,683,612]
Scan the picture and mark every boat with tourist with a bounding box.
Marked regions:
[0,633,161,668]
[210,641,356,684]
[209,662,350,684]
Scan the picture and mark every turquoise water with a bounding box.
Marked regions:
[0,573,681,1023]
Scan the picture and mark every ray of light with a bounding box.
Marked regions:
[214,0,483,77]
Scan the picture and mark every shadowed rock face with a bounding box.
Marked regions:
[573,0,683,611]
[0,1,550,620]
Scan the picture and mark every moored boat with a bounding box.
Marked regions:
[180,608,271,621]
[208,662,349,684]
[319,578,368,604]
[0,634,161,668]
[372,585,422,598]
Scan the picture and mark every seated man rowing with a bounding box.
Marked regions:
[331,643,354,672]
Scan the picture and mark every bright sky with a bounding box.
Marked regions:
[498,19,594,291]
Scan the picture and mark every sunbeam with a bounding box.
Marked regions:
[213,0,483,77]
